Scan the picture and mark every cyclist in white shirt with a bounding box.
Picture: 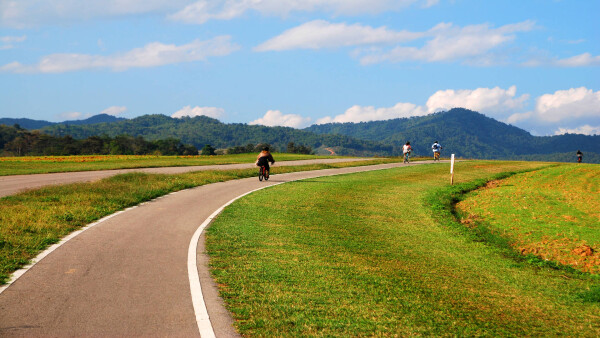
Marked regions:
[432,141,442,161]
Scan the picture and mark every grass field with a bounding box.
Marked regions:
[0,153,338,176]
[456,164,600,274]
[0,157,398,284]
[206,161,600,336]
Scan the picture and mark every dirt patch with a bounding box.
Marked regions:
[519,238,600,274]
[573,245,594,257]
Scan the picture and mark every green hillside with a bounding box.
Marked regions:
[3,108,598,161]
[40,114,393,156]
[305,108,599,162]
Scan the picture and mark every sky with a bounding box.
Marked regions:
[1,0,599,136]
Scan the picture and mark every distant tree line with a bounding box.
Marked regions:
[218,142,312,155]
[0,124,198,156]
[38,114,392,156]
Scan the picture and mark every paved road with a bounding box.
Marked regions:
[0,158,368,198]
[0,161,436,337]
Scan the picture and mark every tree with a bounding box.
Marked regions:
[200,144,215,155]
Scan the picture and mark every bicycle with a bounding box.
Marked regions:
[433,151,441,161]
[403,152,411,164]
[258,165,269,181]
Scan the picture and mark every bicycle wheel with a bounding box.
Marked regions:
[258,167,264,181]
[264,170,269,181]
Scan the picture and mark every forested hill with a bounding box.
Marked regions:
[40,114,393,156]
[5,108,599,162]
[0,114,125,130]
[305,108,600,161]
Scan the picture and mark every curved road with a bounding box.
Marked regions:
[0,161,436,337]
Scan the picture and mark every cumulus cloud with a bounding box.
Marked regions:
[250,110,312,129]
[316,102,426,124]
[255,20,422,51]
[532,87,600,122]
[554,125,600,136]
[169,0,434,24]
[359,21,535,65]
[313,85,531,125]
[0,36,239,73]
[100,106,127,116]
[507,87,600,134]
[426,85,530,118]
[172,106,225,119]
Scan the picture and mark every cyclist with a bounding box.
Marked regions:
[432,141,442,161]
[402,142,412,163]
[256,146,275,174]
[576,150,583,163]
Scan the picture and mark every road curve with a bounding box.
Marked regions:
[0,161,435,337]
[0,158,368,198]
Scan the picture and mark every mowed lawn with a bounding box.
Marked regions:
[206,161,600,336]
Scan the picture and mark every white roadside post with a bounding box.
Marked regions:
[450,154,455,185]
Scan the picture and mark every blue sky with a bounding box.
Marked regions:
[1,0,598,136]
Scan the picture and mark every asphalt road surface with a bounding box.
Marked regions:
[0,161,437,337]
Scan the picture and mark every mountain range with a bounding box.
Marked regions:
[0,114,125,130]
[1,108,598,163]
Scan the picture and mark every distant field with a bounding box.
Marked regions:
[457,164,600,274]
[0,153,338,176]
[207,161,600,336]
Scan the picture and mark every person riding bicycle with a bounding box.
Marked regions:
[576,150,583,163]
[403,142,412,162]
[256,146,275,173]
[432,141,442,160]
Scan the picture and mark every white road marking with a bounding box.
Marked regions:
[0,206,135,295]
[188,182,286,337]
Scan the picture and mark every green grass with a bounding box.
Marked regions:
[0,158,399,284]
[456,164,600,274]
[206,161,600,336]
[0,153,340,176]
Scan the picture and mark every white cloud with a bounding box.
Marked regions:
[250,110,312,129]
[0,36,239,73]
[359,21,535,65]
[100,106,127,116]
[554,125,600,136]
[425,86,530,119]
[316,102,426,124]
[57,111,90,120]
[169,0,434,24]
[0,35,26,49]
[555,53,600,67]
[507,87,600,134]
[533,87,600,122]
[0,0,190,28]
[172,106,225,119]
[254,20,422,51]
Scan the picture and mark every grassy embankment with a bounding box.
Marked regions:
[0,153,340,176]
[456,164,600,274]
[0,157,400,284]
[206,161,600,336]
